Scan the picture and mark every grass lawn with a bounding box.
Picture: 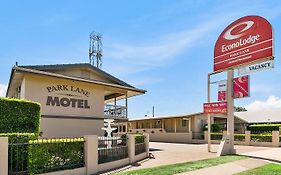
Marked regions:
[115,155,246,175]
[236,163,281,175]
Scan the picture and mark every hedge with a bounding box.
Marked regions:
[0,98,41,134]
[251,134,272,142]
[248,124,281,134]
[28,138,85,174]
[135,134,145,144]
[210,132,273,142]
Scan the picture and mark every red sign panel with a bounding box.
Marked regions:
[214,16,273,72]
[218,91,226,101]
[218,81,227,101]
[203,102,227,114]
[233,75,249,99]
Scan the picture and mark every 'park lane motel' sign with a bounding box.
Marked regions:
[214,15,273,72]
[46,85,91,109]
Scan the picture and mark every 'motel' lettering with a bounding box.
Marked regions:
[46,96,90,109]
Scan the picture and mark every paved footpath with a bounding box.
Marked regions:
[177,158,268,175]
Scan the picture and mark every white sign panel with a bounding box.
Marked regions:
[238,60,274,76]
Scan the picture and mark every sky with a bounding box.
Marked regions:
[1,0,281,118]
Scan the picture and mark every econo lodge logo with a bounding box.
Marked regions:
[221,20,260,53]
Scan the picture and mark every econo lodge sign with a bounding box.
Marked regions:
[214,16,273,72]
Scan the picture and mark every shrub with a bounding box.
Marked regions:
[234,134,245,141]
[248,124,281,134]
[210,133,223,140]
[135,134,145,144]
[203,124,221,132]
[0,98,41,134]
[251,134,272,142]
[28,138,85,174]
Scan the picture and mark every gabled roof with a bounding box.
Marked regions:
[6,63,146,97]
[18,63,134,88]
[234,109,281,123]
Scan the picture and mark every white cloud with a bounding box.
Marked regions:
[0,84,7,97]
[245,96,281,112]
[251,84,275,94]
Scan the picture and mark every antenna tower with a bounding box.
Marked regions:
[89,32,103,68]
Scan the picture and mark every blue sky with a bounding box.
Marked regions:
[1,0,281,118]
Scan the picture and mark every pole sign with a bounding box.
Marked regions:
[233,75,249,99]
[238,60,274,76]
[214,16,273,72]
[218,80,227,101]
[203,102,227,114]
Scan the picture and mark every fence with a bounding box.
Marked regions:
[205,131,280,147]
[135,135,145,155]
[8,137,85,175]
[98,137,128,164]
[0,134,149,175]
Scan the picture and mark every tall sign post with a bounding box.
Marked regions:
[206,15,274,156]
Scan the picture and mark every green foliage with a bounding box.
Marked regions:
[210,133,223,140]
[251,133,272,142]
[210,132,272,142]
[234,134,245,141]
[28,138,85,174]
[248,124,281,134]
[234,106,247,112]
[237,163,281,175]
[0,98,41,134]
[203,124,221,132]
[135,134,145,144]
[115,155,246,175]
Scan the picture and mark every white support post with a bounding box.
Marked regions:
[0,137,8,175]
[84,135,98,175]
[207,73,211,152]
[128,134,136,163]
[126,92,128,118]
[217,69,236,156]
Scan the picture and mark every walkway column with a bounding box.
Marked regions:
[84,135,98,175]
[0,137,8,175]
[226,69,235,153]
[128,134,136,163]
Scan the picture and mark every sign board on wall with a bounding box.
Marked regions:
[238,60,274,76]
[218,81,227,101]
[214,15,273,72]
[45,85,91,109]
[203,102,227,114]
[233,75,249,99]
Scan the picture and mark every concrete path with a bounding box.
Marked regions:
[115,142,281,174]
[177,158,268,175]
[126,142,270,171]
[238,147,281,163]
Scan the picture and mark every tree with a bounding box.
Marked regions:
[234,106,247,112]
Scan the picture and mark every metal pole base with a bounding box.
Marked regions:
[216,134,236,156]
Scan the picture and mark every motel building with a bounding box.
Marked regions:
[116,112,248,143]
[6,63,146,138]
